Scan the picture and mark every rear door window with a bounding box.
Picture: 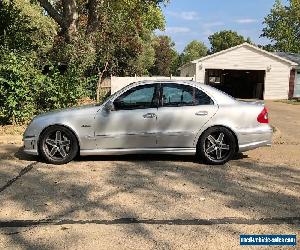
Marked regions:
[161,83,213,107]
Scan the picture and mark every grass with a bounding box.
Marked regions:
[276,99,300,105]
[0,125,26,136]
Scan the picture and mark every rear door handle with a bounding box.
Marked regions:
[195,111,208,116]
[143,113,157,119]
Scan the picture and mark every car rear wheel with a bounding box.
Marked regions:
[39,125,78,164]
[197,127,236,165]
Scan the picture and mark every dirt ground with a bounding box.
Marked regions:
[0,101,299,249]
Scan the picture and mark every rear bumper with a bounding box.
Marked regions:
[237,125,272,153]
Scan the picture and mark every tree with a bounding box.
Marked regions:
[208,30,251,53]
[0,0,57,54]
[134,36,156,75]
[261,0,300,53]
[35,0,168,101]
[170,53,183,76]
[257,44,275,52]
[0,0,171,124]
[149,36,178,76]
[36,0,167,42]
[181,40,208,64]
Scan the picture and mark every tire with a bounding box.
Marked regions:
[39,125,79,164]
[197,126,236,165]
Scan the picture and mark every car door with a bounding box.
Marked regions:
[95,83,159,149]
[156,83,218,148]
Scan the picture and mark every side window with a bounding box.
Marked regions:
[162,84,213,107]
[114,84,157,110]
[162,84,194,107]
[194,88,214,105]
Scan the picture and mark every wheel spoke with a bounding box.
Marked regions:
[49,146,58,156]
[216,148,222,159]
[55,131,62,142]
[217,133,224,143]
[207,135,217,145]
[46,139,56,147]
[221,144,230,150]
[61,140,70,146]
[206,145,216,154]
[58,146,67,158]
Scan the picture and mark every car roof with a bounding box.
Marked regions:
[132,80,198,84]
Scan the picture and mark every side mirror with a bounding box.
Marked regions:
[104,101,115,112]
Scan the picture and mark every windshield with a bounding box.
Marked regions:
[97,82,144,106]
[96,89,122,106]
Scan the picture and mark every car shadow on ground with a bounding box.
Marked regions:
[77,153,248,164]
[13,147,39,162]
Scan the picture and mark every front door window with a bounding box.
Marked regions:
[114,84,157,110]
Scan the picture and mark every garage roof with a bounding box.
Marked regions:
[273,52,300,65]
[191,43,298,66]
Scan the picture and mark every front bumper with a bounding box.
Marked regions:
[23,136,39,155]
[237,125,272,153]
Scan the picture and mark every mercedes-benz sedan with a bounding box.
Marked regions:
[23,80,272,165]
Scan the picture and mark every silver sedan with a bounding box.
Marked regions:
[23,80,272,165]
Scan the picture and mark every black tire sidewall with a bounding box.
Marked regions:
[39,125,78,165]
[197,127,236,165]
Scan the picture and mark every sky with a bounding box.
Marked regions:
[157,0,285,52]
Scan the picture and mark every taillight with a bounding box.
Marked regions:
[257,107,269,123]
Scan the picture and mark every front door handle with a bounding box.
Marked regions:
[195,111,208,116]
[143,113,157,119]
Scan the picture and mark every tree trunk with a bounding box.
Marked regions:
[86,0,99,34]
[96,75,102,103]
[37,0,78,42]
[37,0,64,28]
[86,0,108,35]
[62,0,78,42]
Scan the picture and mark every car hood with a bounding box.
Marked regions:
[33,104,101,120]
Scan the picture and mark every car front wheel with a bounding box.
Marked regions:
[39,125,78,164]
[197,127,236,165]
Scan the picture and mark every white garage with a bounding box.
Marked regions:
[180,43,300,100]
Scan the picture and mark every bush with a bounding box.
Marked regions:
[0,50,42,124]
[36,64,92,112]
[0,48,96,125]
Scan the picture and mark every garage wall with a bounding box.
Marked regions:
[192,46,291,100]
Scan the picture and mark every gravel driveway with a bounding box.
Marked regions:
[0,101,299,249]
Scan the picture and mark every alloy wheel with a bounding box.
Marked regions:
[44,130,71,160]
[204,132,230,161]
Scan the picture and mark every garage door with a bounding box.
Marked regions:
[205,69,265,100]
